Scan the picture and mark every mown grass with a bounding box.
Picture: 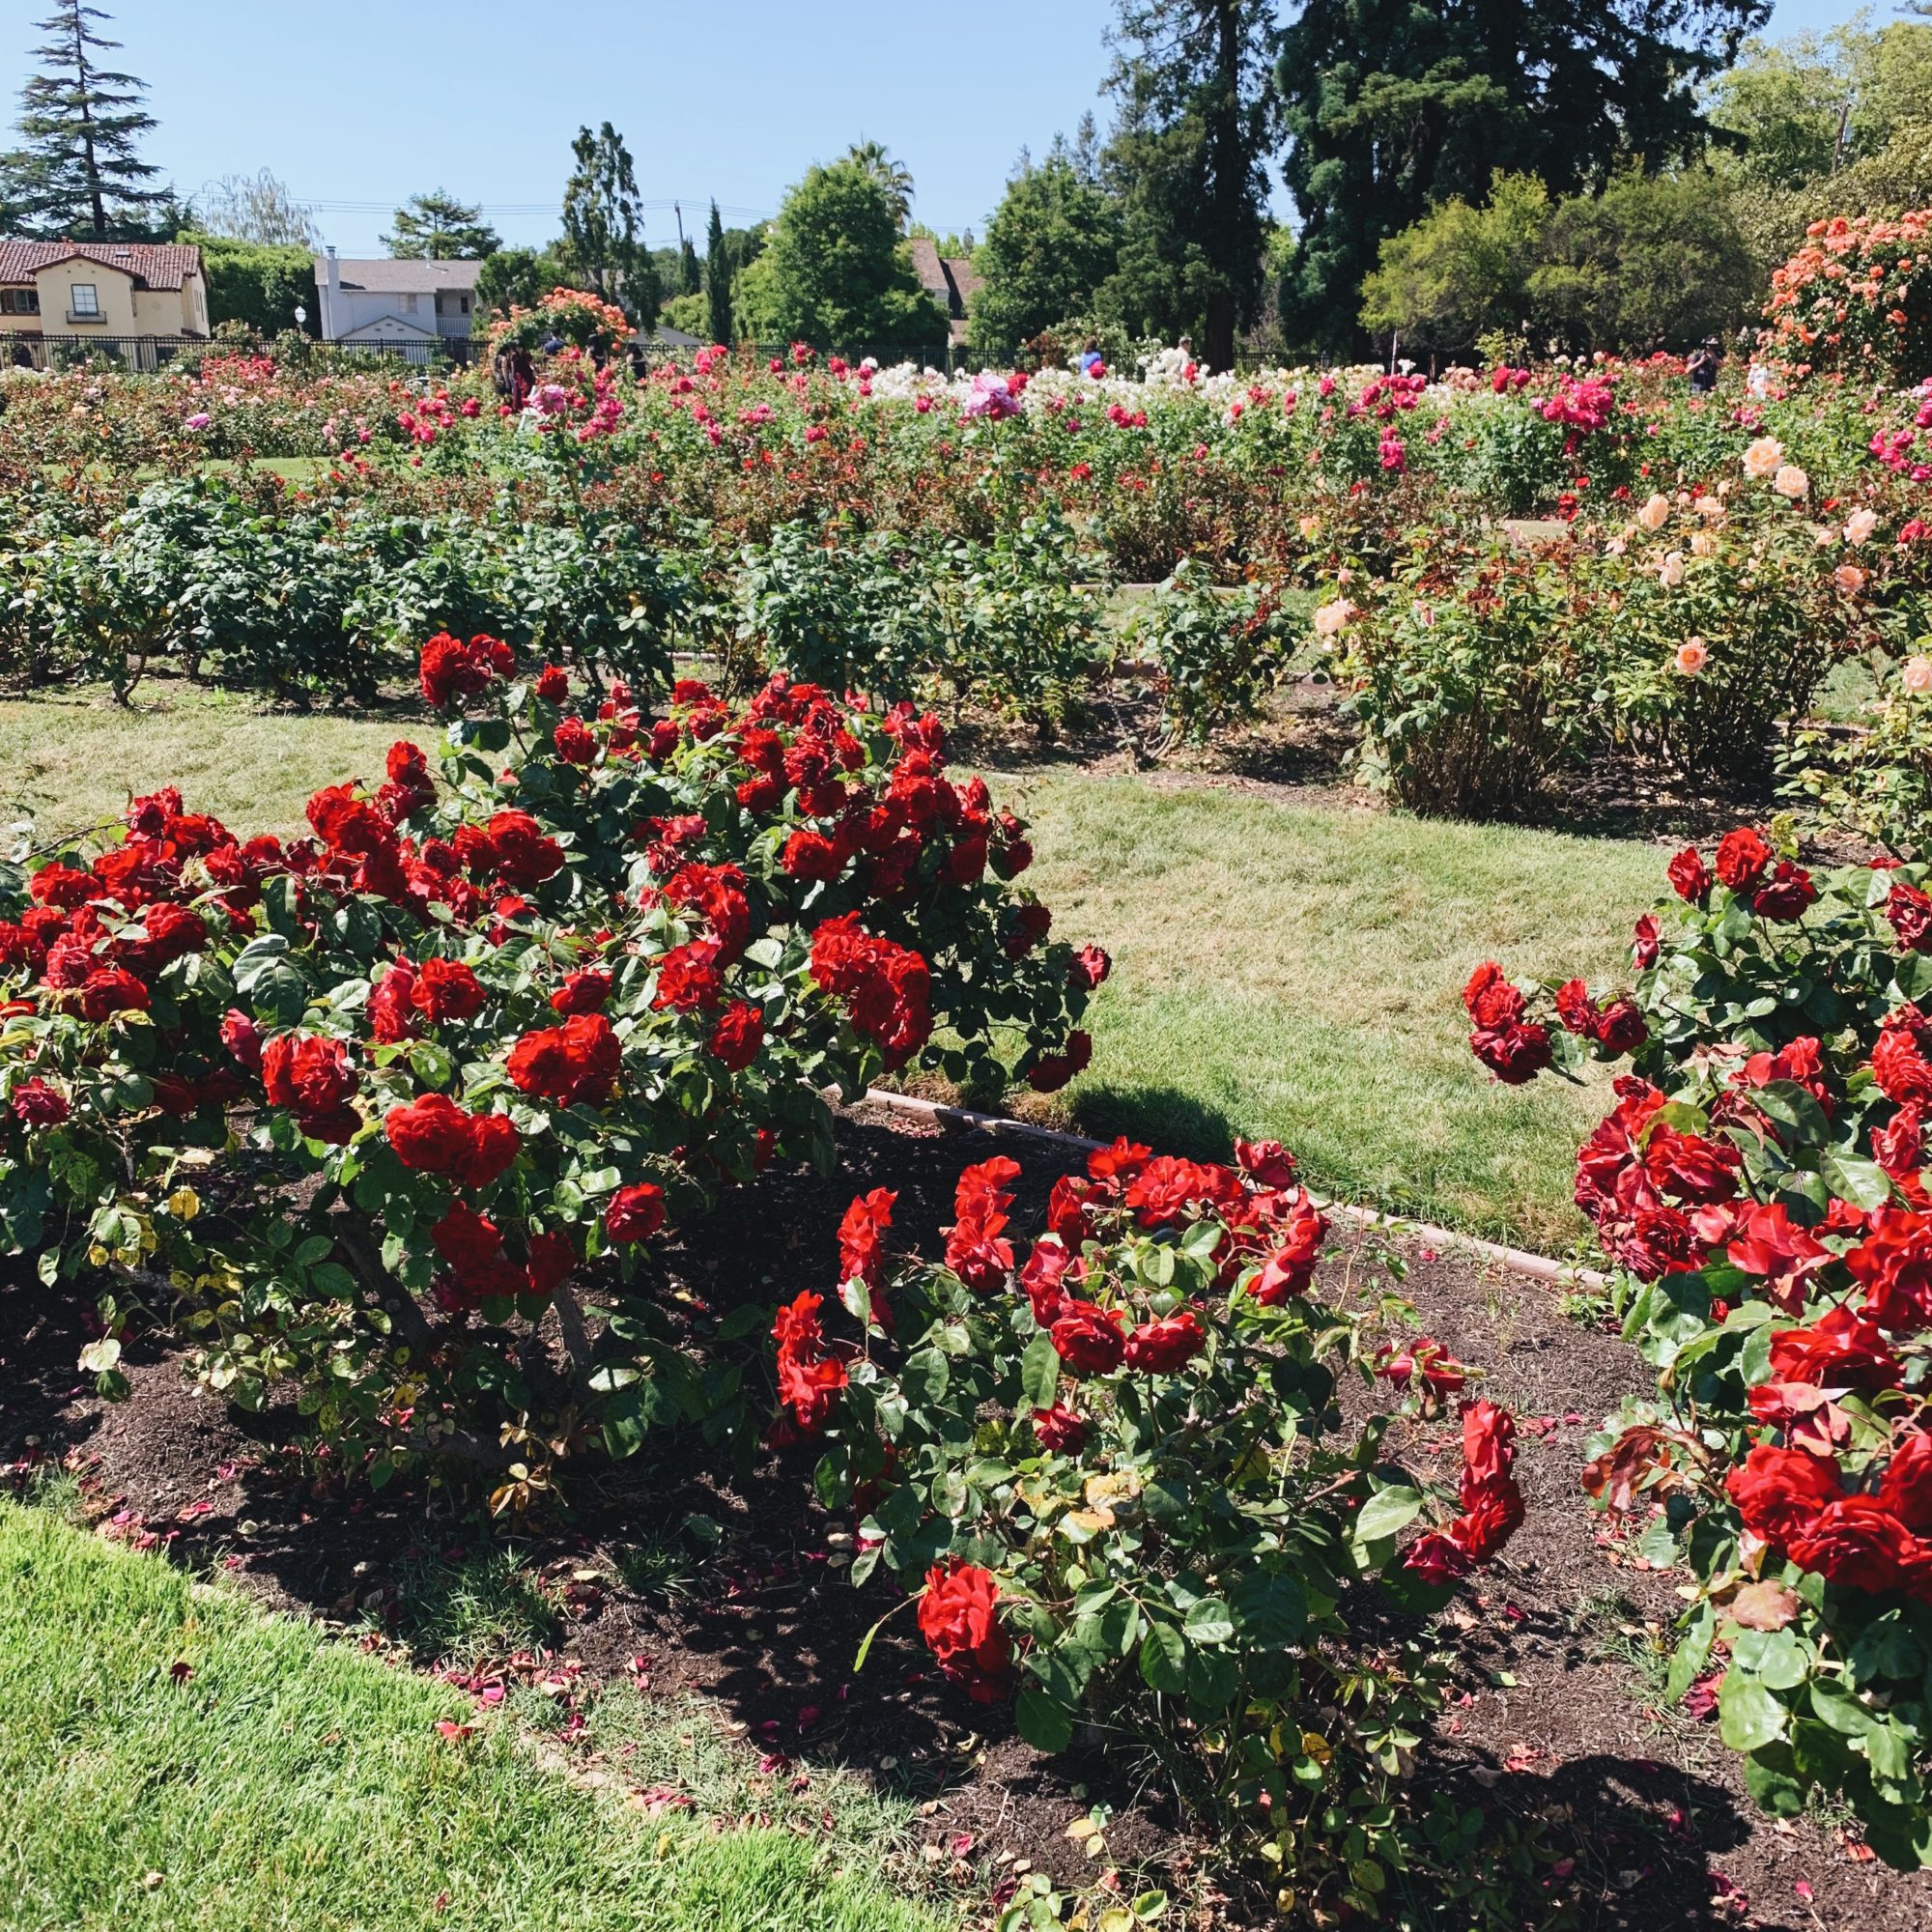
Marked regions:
[1,687,1665,1245]
[0,1501,947,1932]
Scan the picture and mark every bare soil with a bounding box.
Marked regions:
[4,1107,1928,1930]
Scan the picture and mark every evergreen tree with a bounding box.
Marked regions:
[705,200,733,346]
[560,122,660,324]
[1276,0,1769,355]
[970,140,1123,359]
[732,158,944,352]
[680,234,702,297]
[3,3,167,240]
[1099,1,1280,370]
[383,189,500,259]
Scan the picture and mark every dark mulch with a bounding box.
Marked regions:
[4,1109,1927,1929]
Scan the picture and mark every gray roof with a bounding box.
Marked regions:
[315,257,485,293]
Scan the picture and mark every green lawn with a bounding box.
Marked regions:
[0,1499,946,1932]
[1013,776,1661,1248]
[0,687,1665,1246]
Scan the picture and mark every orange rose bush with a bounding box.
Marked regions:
[769,1137,1528,1908]
[0,637,1098,1488]
[1469,827,1932,1863]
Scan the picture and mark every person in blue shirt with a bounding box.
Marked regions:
[1077,336,1102,374]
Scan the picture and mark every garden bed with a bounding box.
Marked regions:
[6,1104,1925,1930]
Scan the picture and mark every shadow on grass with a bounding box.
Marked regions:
[1065,1081,1239,1160]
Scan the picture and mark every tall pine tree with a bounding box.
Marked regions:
[704,200,733,347]
[1100,1,1280,370]
[4,3,167,239]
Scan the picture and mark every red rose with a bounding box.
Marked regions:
[384,1092,474,1175]
[1714,828,1772,894]
[1234,1138,1297,1187]
[1643,1125,1740,1204]
[606,1181,667,1243]
[781,827,847,881]
[367,961,418,1043]
[453,1111,520,1189]
[525,1229,576,1297]
[1004,901,1052,957]
[1727,1202,1830,1309]
[708,1001,764,1070]
[1462,961,1523,1029]
[412,957,486,1026]
[9,1077,68,1125]
[1596,999,1647,1056]
[774,1290,847,1434]
[1888,882,1932,953]
[1469,1020,1551,1085]
[535,664,570,703]
[260,1032,358,1141]
[431,1200,508,1283]
[1632,913,1662,968]
[1879,1429,1932,1533]
[482,810,563,890]
[1250,1198,1328,1303]
[1770,1306,1901,1393]
[1026,1030,1092,1093]
[1847,1205,1932,1330]
[1753,860,1817,922]
[1068,944,1111,991]
[1050,1300,1127,1376]
[554,717,597,766]
[79,967,150,1021]
[506,1012,621,1108]
[1786,1495,1925,1595]
[654,940,724,1012]
[1665,847,1713,904]
[1032,1403,1089,1454]
[1122,1309,1206,1374]
[219,1009,264,1069]
[550,968,612,1015]
[916,1557,1011,1703]
[1725,1443,1843,1546]
[838,1185,896,1329]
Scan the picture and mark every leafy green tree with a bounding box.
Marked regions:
[560,122,660,325]
[705,200,733,346]
[1528,165,1757,351]
[969,139,1123,360]
[732,158,945,352]
[845,140,915,229]
[2,2,167,240]
[185,233,318,337]
[1706,33,1856,189]
[1098,1,1280,370]
[1276,0,1769,355]
[1358,171,1549,355]
[195,169,319,248]
[474,244,571,319]
[383,189,499,260]
[679,234,701,297]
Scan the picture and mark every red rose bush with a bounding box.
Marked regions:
[0,638,1099,1489]
[1470,826,1932,1864]
[768,1135,1525,1901]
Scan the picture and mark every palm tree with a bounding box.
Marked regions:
[845,139,914,231]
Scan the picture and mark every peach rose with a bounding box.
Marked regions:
[1313,597,1354,639]
[1904,655,1932,696]
[1637,492,1669,532]
[1690,531,1717,557]
[1844,508,1879,545]
[1675,638,1708,674]
[1659,551,1686,587]
[1834,564,1868,594]
[1773,464,1810,499]
[1743,437,1784,480]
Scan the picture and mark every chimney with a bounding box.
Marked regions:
[322,243,340,339]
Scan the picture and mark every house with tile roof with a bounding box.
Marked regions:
[0,240,208,364]
[908,236,982,348]
[314,246,482,349]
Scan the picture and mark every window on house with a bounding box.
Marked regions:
[0,288,39,315]
[460,295,469,314]
[400,293,418,313]
[70,283,99,316]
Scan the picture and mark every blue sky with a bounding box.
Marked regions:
[0,0,1895,256]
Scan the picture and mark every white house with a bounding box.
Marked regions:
[313,246,482,349]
